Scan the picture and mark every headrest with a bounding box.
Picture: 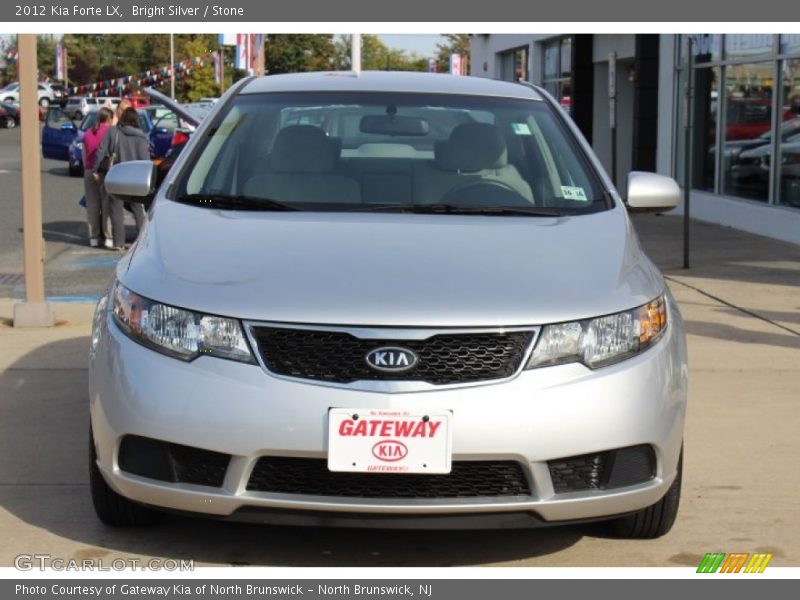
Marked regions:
[270,125,341,173]
[434,123,508,172]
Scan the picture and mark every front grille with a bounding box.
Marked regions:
[247,457,531,498]
[250,326,533,385]
[118,435,231,487]
[548,445,656,494]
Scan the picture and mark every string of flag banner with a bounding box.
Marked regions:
[1,33,264,96]
[66,54,218,97]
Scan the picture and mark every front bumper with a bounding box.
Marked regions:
[88,298,688,527]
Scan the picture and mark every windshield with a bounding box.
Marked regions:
[177,91,608,214]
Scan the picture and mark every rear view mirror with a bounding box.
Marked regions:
[626,172,681,213]
[360,114,429,136]
[104,160,156,203]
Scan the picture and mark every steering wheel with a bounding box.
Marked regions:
[441,179,532,207]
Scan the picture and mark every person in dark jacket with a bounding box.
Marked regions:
[93,107,149,249]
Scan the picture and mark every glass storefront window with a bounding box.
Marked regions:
[725,34,773,60]
[687,67,719,192]
[542,37,573,113]
[560,37,572,77]
[777,59,800,207]
[678,34,800,209]
[544,43,558,78]
[780,34,800,55]
[681,34,721,65]
[500,47,528,82]
[721,62,776,202]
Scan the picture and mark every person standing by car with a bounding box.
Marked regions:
[108,97,131,125]
[93,107,149,249]
[82,107,114,248]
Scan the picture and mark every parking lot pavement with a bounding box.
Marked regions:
[0,127,132,301]
[0,215,798,568]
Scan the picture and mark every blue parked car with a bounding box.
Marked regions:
[41,106,78,162]
[42,105,178,176]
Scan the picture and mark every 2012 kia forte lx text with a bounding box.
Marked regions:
[89,71,687,538]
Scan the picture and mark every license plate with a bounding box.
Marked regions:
[327,408,452,474]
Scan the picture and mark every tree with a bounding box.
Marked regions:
[436,34,471,74]
[174,36,219,101]
[263,35,337,75]
[335,35,428,72]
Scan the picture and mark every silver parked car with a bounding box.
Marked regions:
[90,72,687,538]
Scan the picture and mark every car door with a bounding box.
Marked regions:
[149,112,179,159]
[41,106,77,161]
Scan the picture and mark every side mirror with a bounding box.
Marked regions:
[104,160,156,203]
[626,171,681,213]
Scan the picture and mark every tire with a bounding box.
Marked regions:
[609,446,682,539]
[39,97,50,108]
[89,429,160,527]
[68,162,82,177]
[2,116,14,129]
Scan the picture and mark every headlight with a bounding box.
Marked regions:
[112,283,254,363]
[526,294,668,369]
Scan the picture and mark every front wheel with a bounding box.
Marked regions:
[2,115,15,129]
[89,429,160,527]
[39,97,50,108]
[608,446,682,539]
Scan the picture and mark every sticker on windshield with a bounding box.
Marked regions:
[511,123,532,135]
[560,186,589,201]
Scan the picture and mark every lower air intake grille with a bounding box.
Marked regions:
[548,445,656,494]
[118,435,231,488]
[247,458,531,498]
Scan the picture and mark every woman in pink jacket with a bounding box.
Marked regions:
[82,107,114,248]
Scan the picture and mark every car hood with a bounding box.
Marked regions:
[120,201,664,327]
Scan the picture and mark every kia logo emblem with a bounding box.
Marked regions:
[372,440,408,462]
[365,347,418,372]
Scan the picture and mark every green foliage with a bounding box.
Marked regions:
[334,35,428,72]
[263,34,337,75]
[175,36,220,102]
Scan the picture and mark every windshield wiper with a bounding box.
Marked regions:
[352,203,564,217]
[175,194,301,212]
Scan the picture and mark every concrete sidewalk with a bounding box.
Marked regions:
[0,214,798,567]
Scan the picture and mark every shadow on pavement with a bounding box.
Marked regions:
[43,220,87,246]
[0,337,588,567]
[632,214,800,288]
[47,166,75,178]
[684,320,800,350]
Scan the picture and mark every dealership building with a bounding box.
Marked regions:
[470,34,800,244]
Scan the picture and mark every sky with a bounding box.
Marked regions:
[377,34,445,57]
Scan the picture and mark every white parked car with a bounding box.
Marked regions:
[64,96,121,119]
[91,72,688,538]
[1,81,58,107]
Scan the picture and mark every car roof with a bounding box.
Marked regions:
[241,71,543,101]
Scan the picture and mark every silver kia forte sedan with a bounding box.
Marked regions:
[90,71,687,538]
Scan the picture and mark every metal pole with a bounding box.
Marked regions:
[608,52,617,189]
[170,33,175,99]
[683,37,694,269]
[13,34,53,327]
[351,34,361,76]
